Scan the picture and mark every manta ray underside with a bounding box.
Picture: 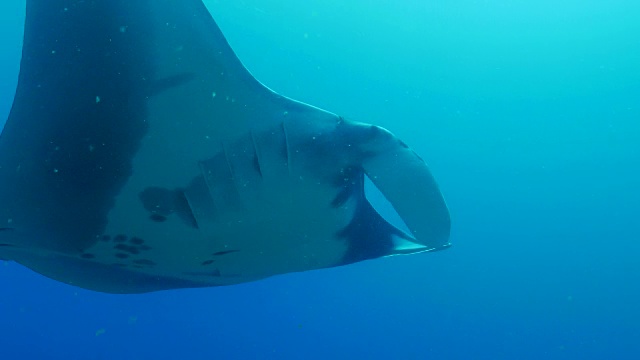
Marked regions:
[0,0,450,293]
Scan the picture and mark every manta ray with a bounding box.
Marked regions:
[0,0,450,293]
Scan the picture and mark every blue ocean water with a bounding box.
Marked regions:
[1,0,639,359]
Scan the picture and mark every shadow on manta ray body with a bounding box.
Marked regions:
[0,0,450,293]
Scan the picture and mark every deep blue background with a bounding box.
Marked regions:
[1,1,639,359]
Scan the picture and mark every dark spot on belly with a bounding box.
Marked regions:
[114,244,140,255]
[213,250,239,256]
[201,259,215,265]
[115,253,129,259]
[150,214,167,222]
[80,253,95,259]
[140,187,198,228]
[129,237,144,245]
[114,234,127,243]
[0,243,15,247]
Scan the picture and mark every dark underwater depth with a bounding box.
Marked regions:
[1,0,639,359]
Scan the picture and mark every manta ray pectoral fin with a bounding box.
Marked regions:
[0,0,450,293]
